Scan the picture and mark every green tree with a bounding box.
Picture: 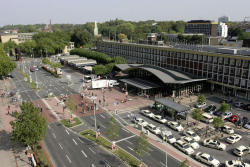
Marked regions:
[93,65,107,75]
[65,96,76,112]
[220,102,230,113]
[192,109,203,122]
[105,117,120,141]
[118,33,128,42]
[71,28,93,47]
[213,117,224,129]
[0,44,16,77]
[10,102,47,146]
[19,40,37,56]
[3,41,18,56]
[105,63,115,74]
[179,159,190,167]
[135,132,150,164]
[197,94,206,104]
[113,56,127,64]
[116,23,135,39]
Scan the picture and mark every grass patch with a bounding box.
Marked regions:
[32,143,51,167]
[60,117,82,128]
[81,129,143,167]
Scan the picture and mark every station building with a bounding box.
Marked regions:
[97,41,250,100]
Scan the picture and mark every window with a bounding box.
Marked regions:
[224,58,229,65]
[230,59,235,66]
[224,67,229,74]
[243,60,249,68]
[236,60,242,67]
[208,56,212,63]
[218,57,223,64]
[213,57,218,64]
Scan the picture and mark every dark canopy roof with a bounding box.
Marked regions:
[115,64,206,84]
[155,98,188,112]
[120,78,160,90]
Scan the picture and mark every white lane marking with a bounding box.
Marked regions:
[89,147,96,154]
[100,114,105,119]
[115,135,136,143]
[105,162,111,167]
[122,128,130,133]
[52,133,56,139]
[78,137,84,143]
[127,146,133,151]
[65,129,69,135]
[160,162,165,166]
[66,155,72,163]
[81,150,87,158]
[58,143,63,150]
[72,139,78,145]
[91,164,95,167]
[125,140,133,145]
[48,125,51,129]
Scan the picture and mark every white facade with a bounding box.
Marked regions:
[94,21,98,36]
[218,22,228,38]
[218,16,229,23]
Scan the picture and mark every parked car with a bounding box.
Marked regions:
[213,110,223,117]
[236,117,249,126]
[196,102,206,108]
[181,136,199,149]
[141,110,155,118]
[221,112,232,119]
[12,97,18,102]
[221,125,234,134]
[226,134,242,144]
[244,122,250,129]
[167,121,184,132]
[234,102,244,108]
[203,139,226,151]
[228,115,240,123]
[145,124,161,135]
[220,98,233,103]
[183,130,200,141]
[233,145,250,157]
[195,152,220,167]
[161,131,176,144]
[173,140,194,155]
[225,160,250,167]
[133,117,148,127]
[30,67,35,72]
[204,104,216,113]
[153,115,167,124]
[243,104,250,111]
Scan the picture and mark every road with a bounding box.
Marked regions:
[44,122,126,167]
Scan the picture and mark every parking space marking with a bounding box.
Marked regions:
[91,164,95,167]
[81,150,87,158]
[78,137,84,143]
[160,162,165,166]
[115,135,136,143]
[89,147,96,154]
[122,128,130,133]
[52,133,56,139]
[72,139,78,145]
[66,155,72,163]
[65,129,69,135]
[127,146,133,151]
[125,140,133,145]
[100,114,105,119]
[58,143,63,150]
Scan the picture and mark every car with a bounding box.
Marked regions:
[145,124,161,135]
[236,117,249,126]
[141,110,155,118]
[221,125,234,134]
[153,115,167,124]
[221,112,232,119]
[30,67,35,72]
[244,122,250,129]
[195,152,220,167]
[183,130,200,141]
[203,139,226,151]
[204,104,216,113]
[12,97,18,102]
[173,140,194,155]
[228,115,240,123]
[243,104,250,111]
[161,131,176,144]
[234,102,244,108]
[167,121,184,132]
[226,134,242,144]
[220,98,233,103]
[225,160,250,167]
[181,136,199,149]
[196,102,206,108]
[213,110,223,117]
[233,145,250,157]
[133,117,148,127]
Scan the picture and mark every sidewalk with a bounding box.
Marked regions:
[126,125,206,167]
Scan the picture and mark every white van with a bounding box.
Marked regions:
[202,113,214,123]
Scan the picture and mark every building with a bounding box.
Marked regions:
[0,32,36,44]
[94,21,98,37]
[97,41,250,100]
[63,42,75,54]
[218,16,229,23]
[217,22,228,38]
[185,20,218,37]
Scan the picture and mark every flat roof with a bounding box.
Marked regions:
[155,98,188,112]
[120,78,160,90]
[72,59,97,67]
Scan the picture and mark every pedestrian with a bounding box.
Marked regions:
[57,102,59,106]
[99,99,101,105]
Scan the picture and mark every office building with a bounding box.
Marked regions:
[185,20,218,37]
[218,22,228,38]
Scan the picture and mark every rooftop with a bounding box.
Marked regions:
[155,98,188,112]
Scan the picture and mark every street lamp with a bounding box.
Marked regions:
[91,96,97,138]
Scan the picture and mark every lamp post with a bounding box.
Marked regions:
[91,96,97,138]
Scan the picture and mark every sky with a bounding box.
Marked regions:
[1,0,250,26]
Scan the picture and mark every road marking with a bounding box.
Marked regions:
[100,114,105,119]
[127,146,133,151]
[65,129,69,135]
[72,139,78,145]
[91,164,95,167]
[78,137,84,143]
[66,155,71,163]
[52,133,56,139]
[81,150,87,158]
[105,162,111,167]
[58,143,63,150]
[89,147,96,154]
[160,162,165,166]
[115,135,136,143]
[122,128,130,133]
[48,125,51,129]
[125,140,133,145]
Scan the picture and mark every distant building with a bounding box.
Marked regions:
[185,20,218,37]
[138,33,164,46]
[44,19,53,32]
[218,16,229,23]
[0,32,36,44]
[63,42,75,54]
[217,22,228,38]
[94,21,98,37]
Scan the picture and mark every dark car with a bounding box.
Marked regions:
[213,110,223,117]
[236,117,249,126]
[220,98,233,103]
[204,104,216,113]
[243,104,250,111]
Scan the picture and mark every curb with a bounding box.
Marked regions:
[40,141,55,167]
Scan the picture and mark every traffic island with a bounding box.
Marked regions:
[81,129,146,167]
[60,117,82,128]
[18,70,39,91]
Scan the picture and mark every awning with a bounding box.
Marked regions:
[120,78,160,90]
[155,98,189,112]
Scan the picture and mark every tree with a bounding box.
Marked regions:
[135,132,150,163]
[71,28,93,47]
[0,44,16,77]
[220,102,230,113]
[19,40,37,56]
[179,159,190,167]
[105,117,120,141]
[197,94,206,104]
[3,41,18,56]
[93,65,107,75]
[116,23,135,39]
[113,56,127,64]
[192,109,203,122]
[213,117,224,129]
[10,102,47,146]
[118,33,128,42]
